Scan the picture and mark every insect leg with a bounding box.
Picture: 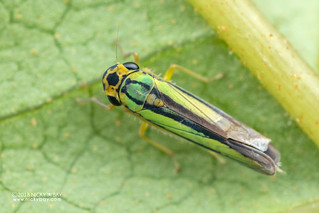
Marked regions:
[207,150,226,164]
[163,64,224,82]
[114,40,140,66]
[76,97,116,110]
[139,122,181,172]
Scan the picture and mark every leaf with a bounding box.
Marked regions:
[0,0,318,212]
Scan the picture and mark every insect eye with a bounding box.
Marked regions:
[123,62,139,70]
[107,96,121,106]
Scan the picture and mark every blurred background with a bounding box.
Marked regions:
[0,0,318,212]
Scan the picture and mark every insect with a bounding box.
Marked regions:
[98,53,282,175]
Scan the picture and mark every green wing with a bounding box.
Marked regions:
[135,78,280,175]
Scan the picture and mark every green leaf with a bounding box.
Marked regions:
[0,0,318,212]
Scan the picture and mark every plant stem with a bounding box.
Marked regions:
[187,0,319,146]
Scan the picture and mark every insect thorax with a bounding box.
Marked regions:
[119,72,155,111]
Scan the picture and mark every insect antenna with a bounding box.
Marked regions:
[115,25,119,63]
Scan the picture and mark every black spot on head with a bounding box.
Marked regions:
[102,64,117,80]
[102,65,116,90]
[107,72,119,86]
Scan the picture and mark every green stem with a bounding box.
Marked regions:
[187,0,319,146]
